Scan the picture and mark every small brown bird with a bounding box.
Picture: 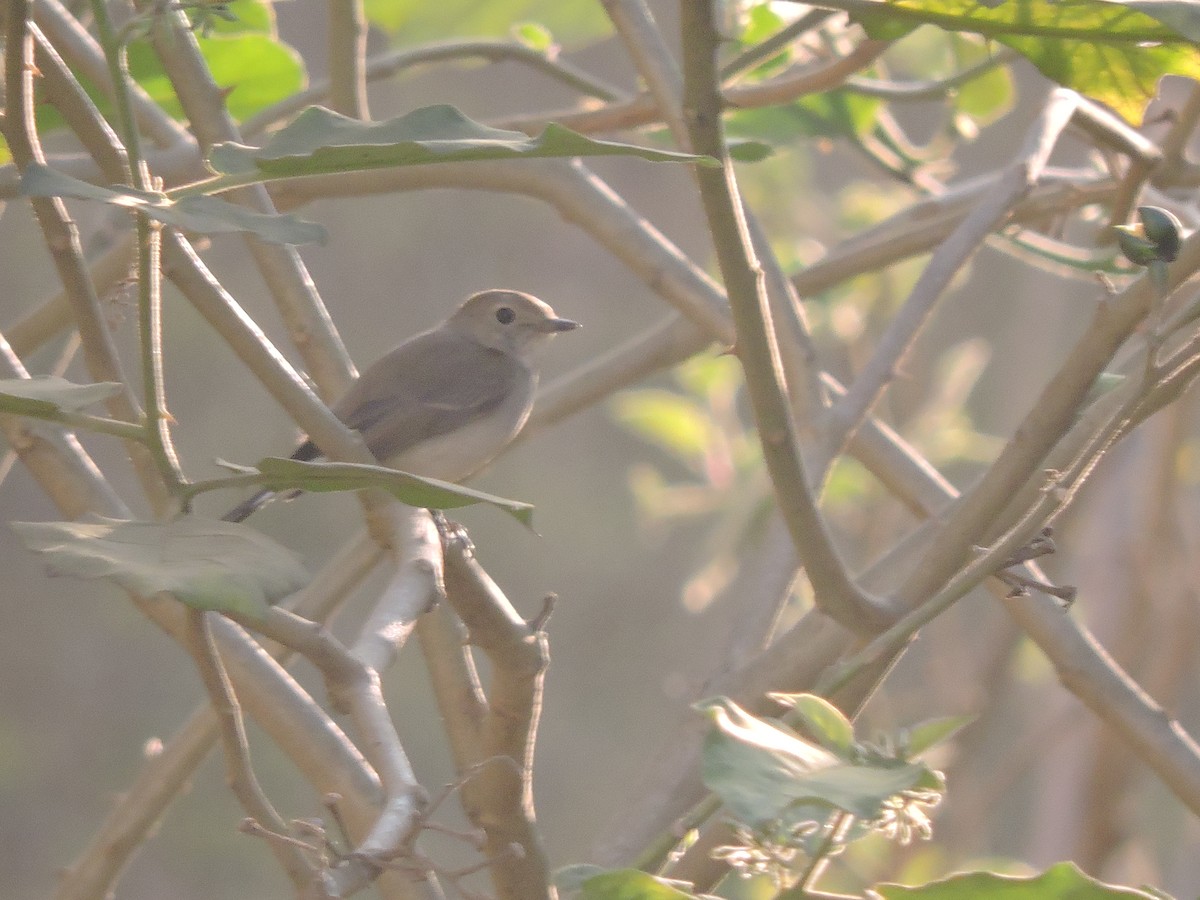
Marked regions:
[224,289,579,522]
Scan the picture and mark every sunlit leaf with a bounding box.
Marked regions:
[902,715,974,757]
[512,20,555,51]
[612,390,716,464]
[12,515,308,618]
[0,377,122,417]
[697,697,941,826]
[206,104,715,179]
[364,0,610,43]
[673,353,743,398]
[950,37,1014,125]
[200,0,275,35]
[579,869,700,899]
[736,2,792,78]
[126,32,304,123]
[768,693,857,758]
[20,164,326,245]
[252,457,534,527]
[875,860,1167,898]
[848,0,1200,123]
[727,91,882,144]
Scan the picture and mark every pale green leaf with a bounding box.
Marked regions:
[769,692,857,758]
[253,457,534,528]
[12,515,308,618]
[849,0,1200,124]
[902,714,975,757]
[0,377,122,416]
[206,105,715,179]
[697,697,942,826]
[875,860,1168,898]
[21,163,326,245]
[580,869,699,900]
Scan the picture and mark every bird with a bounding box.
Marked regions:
[223,289,580,523]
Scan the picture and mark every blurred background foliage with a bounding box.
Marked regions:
[3,0,1200,898]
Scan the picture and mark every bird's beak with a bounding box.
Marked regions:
[543,317,581,333]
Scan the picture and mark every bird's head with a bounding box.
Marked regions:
[450,289,580,357]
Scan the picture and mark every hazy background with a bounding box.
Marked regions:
[4,2,1200,898]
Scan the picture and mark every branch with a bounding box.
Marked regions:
[33,0,192,151]
[440,538,554,900]
[139,2,357,398]
[497,38,888,134]
[56,534,387,900]
[892,236,1200,615]
[243,39,623,138]
[679,0,889,633]
[1,2,169,512]
[328,0,369,118]
[181,608,317,890]
[819,88,1081,460]
[226,603,430,896]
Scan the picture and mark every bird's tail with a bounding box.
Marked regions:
[223,441,318,522]
[222,489,277,523]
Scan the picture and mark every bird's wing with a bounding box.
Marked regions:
[333,331,531,463]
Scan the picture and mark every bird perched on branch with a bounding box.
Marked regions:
[224,289,580,522]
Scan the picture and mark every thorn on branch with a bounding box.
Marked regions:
[239,817,327,859]
[528,593,557,631]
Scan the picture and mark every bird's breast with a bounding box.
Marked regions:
[387,377,535,483]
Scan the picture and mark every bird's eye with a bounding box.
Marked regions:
[495,306,516,324]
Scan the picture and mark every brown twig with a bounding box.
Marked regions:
[180,608,317,890]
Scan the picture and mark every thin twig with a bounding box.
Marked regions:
[495,38,889,134]
[820,88,1081,461]
[243,39,623,138]
[720,9,835,81]
[180,608,317,890]
[845,47,1019,100]
[139,1,357,398]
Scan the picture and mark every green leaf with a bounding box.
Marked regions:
[20,163,326,245]
[0,377,122,417]
[728,139,774,162]
[199,0,276,35]
[612,390,716,463]
[12,515,308,618]
[902,714,975,757]
[555,864,610,893]
[768,693,857,758]
[950,37,1014,125]
[580,869,699,900]
[512,20,555,51]
[726,90,882,144]
[848,0,1200,124]
[737,3,792,78]
[252,457,535,528]
[875,860,1169,898]
[126,31,305,123]
[206,104,716,179]
[697,697,942,826]
[363,0,610,43]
